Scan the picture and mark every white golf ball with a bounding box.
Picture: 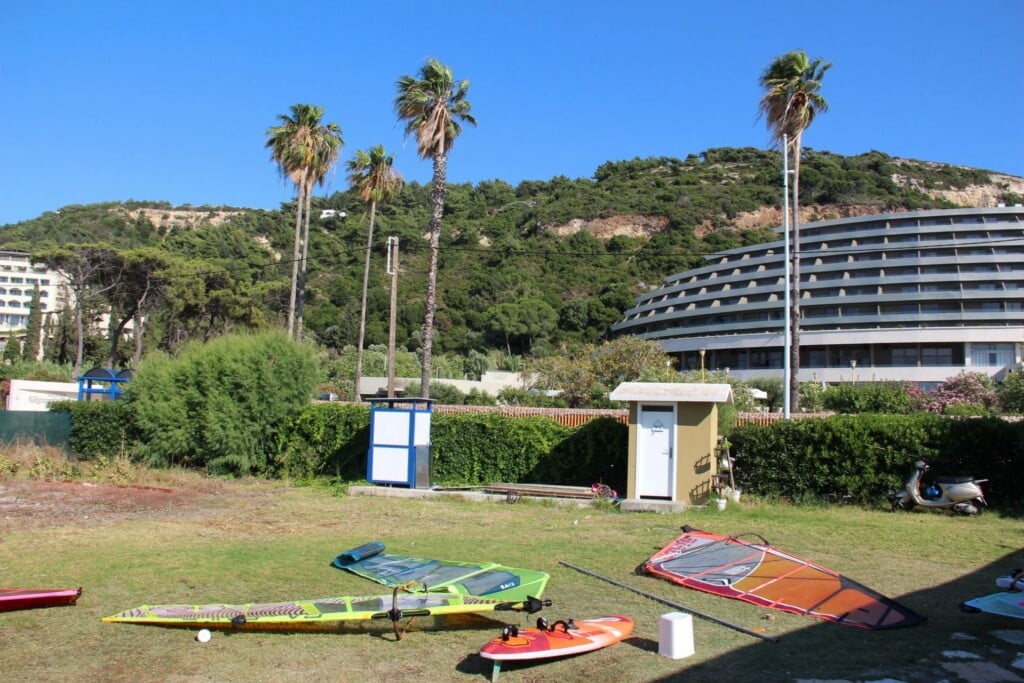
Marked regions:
[196,629,212,643]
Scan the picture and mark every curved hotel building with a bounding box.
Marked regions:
[611,207,1024,386]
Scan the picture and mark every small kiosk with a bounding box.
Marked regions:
[76,367,133,402]
[609,382,732,507]
[366,397,433,488]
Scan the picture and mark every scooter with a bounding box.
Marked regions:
[889,460,988,515]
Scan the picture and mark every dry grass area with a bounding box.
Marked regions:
[1,446,1022,683]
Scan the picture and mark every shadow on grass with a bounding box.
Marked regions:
[645,548,1024,683]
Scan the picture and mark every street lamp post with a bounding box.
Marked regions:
[700,348,707,383]
[850,359,857,385]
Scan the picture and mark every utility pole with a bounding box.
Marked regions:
[783,134,792,419]
[386,236,399,398]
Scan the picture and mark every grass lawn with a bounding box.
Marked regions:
[1,470,1022,683]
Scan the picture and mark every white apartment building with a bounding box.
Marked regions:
[0,250,70,356]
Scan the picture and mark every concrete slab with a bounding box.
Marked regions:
[349,486,708,513]
[348,485,594,508]
[619,498,693,513]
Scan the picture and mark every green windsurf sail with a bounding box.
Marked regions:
[333,541,549,602]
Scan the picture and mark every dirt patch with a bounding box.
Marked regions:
[0,477,238,533]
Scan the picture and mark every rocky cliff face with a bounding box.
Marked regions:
[120,207,246,230]
[547,167,1024,240]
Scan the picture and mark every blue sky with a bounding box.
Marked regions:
[2,1,1022,226]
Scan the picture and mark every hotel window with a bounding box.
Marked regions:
[921,347,954,365]
[881,304,918,314]
[964,302,1003,313]
[842,305,876,316]
[850,269,880,279]
[883,266,916,277]
[971,343,1014,366]
[921,302,959,313]
[804,349,827,367]
[892,347,919,365]
[882,284,918,294]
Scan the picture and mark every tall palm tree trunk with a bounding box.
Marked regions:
[286,173,306,339]
[420,153,447,398]
[354,200,378,401]
[387,238,399,398]
[296,180,314,341]
[789,135,803,412]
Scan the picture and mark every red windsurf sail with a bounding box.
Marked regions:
[0,587,82,612]
[640,527,921,630]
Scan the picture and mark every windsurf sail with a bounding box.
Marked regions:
[0,587,81,612]
[639,526,922,630]
[961,569,1024,620]
[333,541,549,602]
[103,586,549,635]
[961,591,1024,620]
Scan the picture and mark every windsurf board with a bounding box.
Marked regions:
[480,616,632,681]
[480,615,633,661]
[0,587,81,612]
[103,586,549,632]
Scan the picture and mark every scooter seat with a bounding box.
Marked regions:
[935,474,974,484]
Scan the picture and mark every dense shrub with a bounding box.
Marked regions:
[730,414,1022,508]
[908,372,997,414]
[998,371,1024,414]
[126,331,321,475]
[822,382,912,414]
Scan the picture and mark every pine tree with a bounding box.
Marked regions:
[22,285,42,361]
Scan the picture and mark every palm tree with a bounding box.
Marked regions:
[395,58,476,398]
[296,124,343,341]
[759,50,830,412]
[347,145,404,401]
[265,104,343,339]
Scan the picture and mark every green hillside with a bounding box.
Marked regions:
[0,148,1016,363]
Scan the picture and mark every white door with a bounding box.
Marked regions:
[637,405,674,499]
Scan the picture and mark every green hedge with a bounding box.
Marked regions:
[730,414,1023,508]
[54,400,137,459]
[58,399,1020,511]
[277,403,371,479]
[280,408,627,492]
